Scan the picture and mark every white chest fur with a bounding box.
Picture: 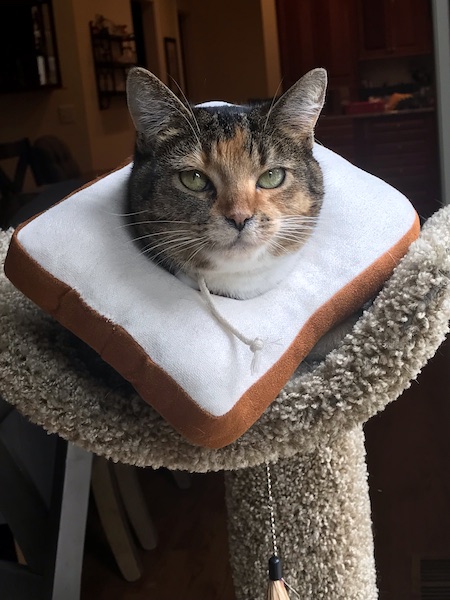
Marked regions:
[193,249,303,300]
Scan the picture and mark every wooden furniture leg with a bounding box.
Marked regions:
[91,457,143,582]
[49,442,92,600]
[113,462,158,551]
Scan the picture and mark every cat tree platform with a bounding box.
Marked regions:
[1,204,450,599]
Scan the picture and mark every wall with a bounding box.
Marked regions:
[177,0,268,103]
[260,0,282,97]
[152,0,185,89]
[71,0,136,171]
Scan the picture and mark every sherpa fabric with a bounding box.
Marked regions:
[1,206,450,599]
[4,144,419,448]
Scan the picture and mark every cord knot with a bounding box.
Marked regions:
[250,337,264,353]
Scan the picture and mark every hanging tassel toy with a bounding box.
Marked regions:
[265,460,296,599]
[267,554,290,600]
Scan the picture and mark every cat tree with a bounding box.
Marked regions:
[1,204,450,598]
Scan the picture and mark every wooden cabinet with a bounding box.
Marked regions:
[315,110,441,219]
[276,0,358,93]
[358,0,433,59]
[89,22,137,110]
[359,112,439,217]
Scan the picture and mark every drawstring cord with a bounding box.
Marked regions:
[197,275,264,374]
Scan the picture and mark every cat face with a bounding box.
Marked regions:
[126,68,327,282]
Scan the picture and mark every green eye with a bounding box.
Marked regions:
[179,170,209,192]
[257,168,286,189]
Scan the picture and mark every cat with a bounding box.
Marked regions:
[125,67,361,367]
[125,67,327,301]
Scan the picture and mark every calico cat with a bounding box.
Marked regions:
[125,67,327,300]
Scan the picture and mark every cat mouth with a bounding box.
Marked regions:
[213,235,267,258]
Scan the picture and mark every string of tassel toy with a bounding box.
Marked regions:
[265,460,300,599]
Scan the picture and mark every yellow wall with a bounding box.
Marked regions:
[153,0,185,89]
[177,0,268,104]
[71,0,136,171]
[260,0,282,97]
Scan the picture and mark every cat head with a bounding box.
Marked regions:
[126,67,327,289]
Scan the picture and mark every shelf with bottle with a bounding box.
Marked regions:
[89,20,137,110]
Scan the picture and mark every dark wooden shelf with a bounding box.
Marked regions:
[98,90,126,97]
[91,32,135,43]
[95,61,136,69]
[89,21,137,110]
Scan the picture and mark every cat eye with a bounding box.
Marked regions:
[179,170,210,192]
[257,168,286,189]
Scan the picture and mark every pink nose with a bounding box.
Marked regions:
[225,211,253,231]
[225,214,254,232]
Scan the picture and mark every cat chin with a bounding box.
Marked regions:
[178,250,301,300]
[206,243,269,272]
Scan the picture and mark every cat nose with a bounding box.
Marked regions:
[225,215,254,232]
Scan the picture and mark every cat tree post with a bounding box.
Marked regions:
[226,428,377,600]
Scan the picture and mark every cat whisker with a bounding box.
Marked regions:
[126,230,195,244]
[167,76,201,135]
[283,219,317,223]
[279,224,317,231]
[277,225,318,234]
[140,233,208,252]
[155,98,201,146]
[277,232,315,240]
[280,221,318,227]
[268,239,287,253]
[279,219,318,224]
[179,240,209,265]
[118,222,194,234]
[277,228,316,238]
[279,215,319,222]
[276,229,313,239]
[103,208,150,217]
[279,214,319,218]
[142,237,208,263]
[174,243,207,264]
[263,79,284,132]
[168,237,209,254]
[185,244,208,264]
[120,219,193,228]
[140,236,202,255]
[275,236,310,247]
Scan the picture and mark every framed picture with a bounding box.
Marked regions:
[164,37,181,95]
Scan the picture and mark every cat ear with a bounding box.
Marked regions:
[270,68,327,135]
[126,67,190,137]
